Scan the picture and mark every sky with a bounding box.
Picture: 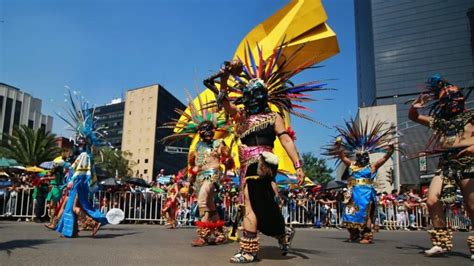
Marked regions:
[0,0,357,160]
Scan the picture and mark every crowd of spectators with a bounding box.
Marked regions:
[0,170,470,231]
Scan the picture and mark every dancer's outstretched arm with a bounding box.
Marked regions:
[371,144,395,172]
[204,60,243,119]
[335,139,353,167]
[408,94,432,127]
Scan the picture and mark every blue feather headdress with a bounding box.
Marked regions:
[57,90,106,147]
[323,118,397,162]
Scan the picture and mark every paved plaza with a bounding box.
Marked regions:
[0,221,472,265]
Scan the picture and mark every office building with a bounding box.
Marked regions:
[0,83,53,138]
[354,0,474,187]
[93,99,125,149]
[121,84,188,181]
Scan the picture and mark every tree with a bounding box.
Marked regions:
[95,147,135,178]
[301,152,333,184]
[0,125,60,166]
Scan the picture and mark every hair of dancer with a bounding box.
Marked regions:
[53,90,109,238]
[324,118,396,244]
[409,74,474,259]
[204,40,330,263]
[161,92,234,246]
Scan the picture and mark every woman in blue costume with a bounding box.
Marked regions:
[55,92,108,238]
[325,119,395,244]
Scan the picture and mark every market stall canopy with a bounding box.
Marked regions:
[125,177,151,188]
[0,158,21,168]
[25,166,45,173]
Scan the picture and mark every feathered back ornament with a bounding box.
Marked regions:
[57,90,106,147]
[420,74,467,119]
[161,91,232,143]
[323,118,397,163]
[208,39,332,124]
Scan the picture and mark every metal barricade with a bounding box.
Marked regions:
[0,188,471,231]
[0,188,47,219]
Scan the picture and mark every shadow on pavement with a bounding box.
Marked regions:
[259,246,324,260]
[97,227,134,231]
[259,246,296,260]
[396,244,471,259]
[0,239,52,257]
[89,231,139,239]
[320,236,391,243]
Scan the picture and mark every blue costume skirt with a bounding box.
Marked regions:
[343,184,377,229]
[56,173,108,237]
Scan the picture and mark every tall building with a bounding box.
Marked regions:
[93,99,125,149]
[354,0,474,187]
[121,84,188,181]
[0,83,53,138]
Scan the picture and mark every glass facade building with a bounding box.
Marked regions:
[355,0,474,186]
[94,101,125,149]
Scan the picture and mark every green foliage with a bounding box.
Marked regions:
[95,147,135,178]
[301,152,333,184]
[0,125,60,166]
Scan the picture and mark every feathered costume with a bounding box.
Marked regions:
[410,75,474,257]
[205,41,329,262]
[207,40,331,124]
[55,91,108,238]
[161,92,233,245]
[324,118,396,243]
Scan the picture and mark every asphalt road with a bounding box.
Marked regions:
[0,221,472,265]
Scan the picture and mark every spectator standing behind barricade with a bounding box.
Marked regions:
[100,197,109,215]
[306,193,317,226]
[405,190,421,230]
[156,169,165,183]
[32,176,49,223]
[318,192,335,228]
[5,178,18,217]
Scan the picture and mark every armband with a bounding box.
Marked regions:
[294,160,303,169]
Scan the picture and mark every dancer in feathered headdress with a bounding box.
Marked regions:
[203,41,329,263]
[323,118,395,245]
[53,90,109,238]
[409,74,474,258]
[161,92,234,245]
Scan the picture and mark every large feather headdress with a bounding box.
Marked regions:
[208,39,332,124]
[323,118,397,162]
[57,90,106,147]
[161,92,232,143]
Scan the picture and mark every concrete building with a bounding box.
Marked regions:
[354,0,474,187]
[121,84,187,181]
[0,83,53,138]
[93,99,125,149]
